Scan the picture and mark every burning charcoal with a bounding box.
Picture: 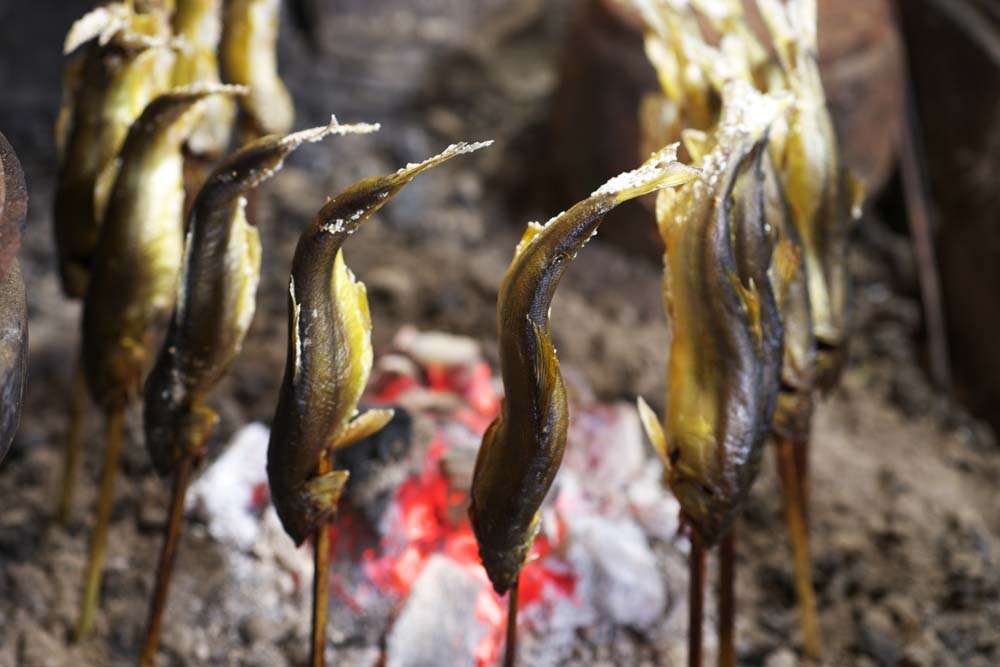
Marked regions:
[566,514,666,629]
[385,555,490,667]
[0,132,27,464]
[337,407,415,529]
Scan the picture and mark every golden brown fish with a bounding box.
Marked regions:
[54,4,176,298]
[221,0,294,136]
[171,0,237,156]
[758,0,864,390]
[82,85,245,411]
[471,146,697,594]
[638,81,786,546]
[144,117,378,474]
[268,141,491,545]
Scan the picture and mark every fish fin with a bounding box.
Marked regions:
[771,238,801,310]
[514,221,546,258]
[682,129,711,164]
[528,317,561,438]
[637,396,669,471]
[332,409,394,450]
[184,404,219,459]
[729,272,763,350]
[304,470,350,515]
[64,4,130,54]
[289,277,303,383]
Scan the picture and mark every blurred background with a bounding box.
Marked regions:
[0,1,998,666]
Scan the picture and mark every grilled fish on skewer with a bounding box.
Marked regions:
[139,117,378,667]
[638,81,786,546]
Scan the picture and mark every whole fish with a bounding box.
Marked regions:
[0,132,28,462]
[752,138,816,442]
[171,0,237,157]
[221,0,294,136]
[471,146,697,594]
[83,85,245,411]
[55,4,176,298]
[757,0,864,390]
[268,141,491,545]
[639,81,785,546]
[144,117,378,474]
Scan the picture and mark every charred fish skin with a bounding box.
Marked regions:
[470,147,697,595]
[221,0,294,136]
[54,7,175,298]
[83,85,243,412]
[144,119,378,475]
[268,142,491,545]
[0,132,28,462]
[653,83,785,547]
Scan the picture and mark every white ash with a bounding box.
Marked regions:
[187,422,271,551]
[385,555,490,667]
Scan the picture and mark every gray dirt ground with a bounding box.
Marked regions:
[1,1,999,666]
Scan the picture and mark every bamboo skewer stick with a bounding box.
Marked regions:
[139,453,198,667]
[689,534,706,667]
[310,454,333,667]
[75,407,125,641]
[503,576,521,667]
[793,438,811,527]
[718,527,737,667]
[777,437,822,661]
[56,356,87,525]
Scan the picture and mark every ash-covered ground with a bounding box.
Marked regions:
[1,1,999,666]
